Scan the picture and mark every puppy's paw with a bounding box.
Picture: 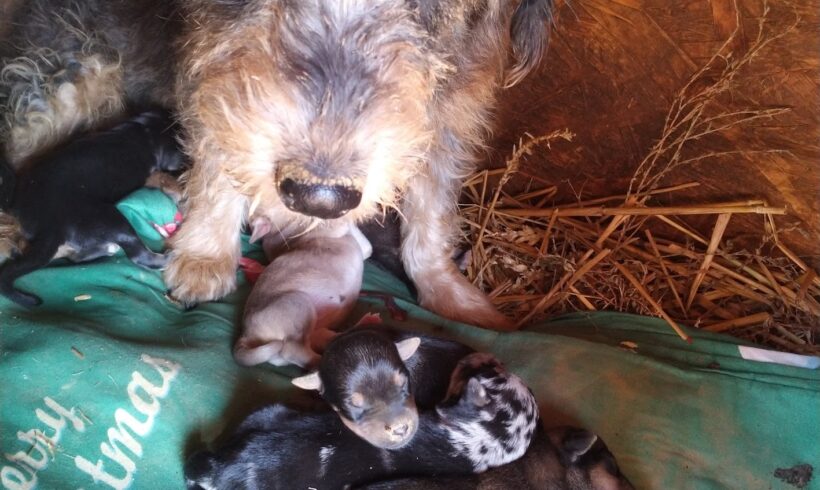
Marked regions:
[233,337,285,366]
[145,172,183,204]
[133,251,169,269]
[164,252,237,306]
[234,336,318,368]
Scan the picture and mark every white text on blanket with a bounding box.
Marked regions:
[1,354,180,490]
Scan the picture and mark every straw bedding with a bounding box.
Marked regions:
[462,3,818,354]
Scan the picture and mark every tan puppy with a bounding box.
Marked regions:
[234,221,372,368]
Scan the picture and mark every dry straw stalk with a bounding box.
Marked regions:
[460,2,817,354]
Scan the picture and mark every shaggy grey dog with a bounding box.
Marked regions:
[0,0,553,329]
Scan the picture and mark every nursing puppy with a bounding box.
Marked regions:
[0,109,184,306]
[292,326,475,449]
[234,221,373,368]
[184,353,539,490]
[361,426,636,490]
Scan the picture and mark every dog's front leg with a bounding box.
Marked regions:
[164,164,245,306]
[400,173,513,331]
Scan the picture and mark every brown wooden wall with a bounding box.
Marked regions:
[489,0,819,263]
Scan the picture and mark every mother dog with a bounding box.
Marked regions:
[0,0,552,329]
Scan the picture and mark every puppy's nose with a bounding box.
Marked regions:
[278,178,362,219]
[387,422,410,437]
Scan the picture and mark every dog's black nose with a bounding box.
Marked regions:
[278,178,362,219]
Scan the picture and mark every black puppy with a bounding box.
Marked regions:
[0,149,13,209]
[291,326,475,449]
[185,354,539,490]
[360,425,636,490]
[0,109,184,306]
[359,210,413,290]
[360,208,473,295]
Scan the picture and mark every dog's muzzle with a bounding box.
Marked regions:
[278,177,362,220]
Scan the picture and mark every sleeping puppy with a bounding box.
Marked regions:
[0,109,185,307]
[234,220,372,368]
[185,353,539,490]
[291,326,475,449]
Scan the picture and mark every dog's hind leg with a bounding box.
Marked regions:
[0,235,60,306]
[2,54,125,167]
[1,7,125,167]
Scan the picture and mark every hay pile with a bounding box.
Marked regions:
[461,3,819,354]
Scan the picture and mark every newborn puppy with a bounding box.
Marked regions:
[359,209,412,289]
[292,326,475,449]
[234,221,373,368]
[360,425,635,490]
[184,354,539,490]
[0,109,184,306]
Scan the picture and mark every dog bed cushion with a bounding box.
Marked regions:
[1,189,818,490]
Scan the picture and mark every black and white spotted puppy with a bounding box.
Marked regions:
[291,326,476,449]
[184,353,539,490]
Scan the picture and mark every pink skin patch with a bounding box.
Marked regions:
[239,257,265,284]
[360,291,408,321]
[151,211,184,239]
[354,312,383,326]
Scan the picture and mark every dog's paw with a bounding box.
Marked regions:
[163,252,237,306]
[416,269,514,331]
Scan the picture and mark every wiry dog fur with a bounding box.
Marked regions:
[0,0,553,329]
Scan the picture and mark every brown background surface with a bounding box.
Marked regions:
[489,0,819,263]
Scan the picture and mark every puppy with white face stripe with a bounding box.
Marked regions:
[184,353,539,490]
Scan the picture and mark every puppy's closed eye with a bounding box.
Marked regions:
[350,392,365,408]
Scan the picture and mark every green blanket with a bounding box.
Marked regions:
[1,189,818,490]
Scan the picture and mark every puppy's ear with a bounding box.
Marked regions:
[249,218,272,243]
[395,337,421,361]
[292,372,322,391]
[560,428,599,463]
[464,377,490,407]
[183,450,216,486]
